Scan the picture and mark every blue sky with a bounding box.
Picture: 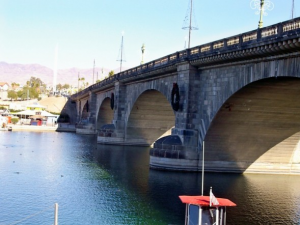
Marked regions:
[0,0,298,71]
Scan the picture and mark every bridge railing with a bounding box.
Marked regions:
[72,17,300,99]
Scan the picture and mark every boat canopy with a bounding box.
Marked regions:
[179,195,236,207]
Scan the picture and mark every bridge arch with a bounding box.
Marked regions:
[126,89,175,146]
[96,97,114,130]
[81,100,89,121]
[204,76,300,173]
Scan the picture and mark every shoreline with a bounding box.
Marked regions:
[6,124,76,132]
[9,124,59,131]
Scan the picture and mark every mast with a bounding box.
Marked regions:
[117,32,125,73]
[120,34,123,72]
[77,72,79,93]
[292,0,295,19]
[93,59,95,84]
[182,0,198,49]
[188,0,192,49]
[201,141,205,196]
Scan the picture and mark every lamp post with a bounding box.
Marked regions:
[141,44,145,65]
[250,0,274,28]
[258,0,264,28]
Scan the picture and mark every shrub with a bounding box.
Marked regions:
[11,117,19,124]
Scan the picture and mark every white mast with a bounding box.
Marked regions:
[182,0,198,49]
[117,32,125,72]
[291,0,295,19]
[93,59,95,84]
[53,45,58,94]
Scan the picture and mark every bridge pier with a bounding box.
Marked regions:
[97,82,129,144]
[76,91,97,134]
[150,63,201,171]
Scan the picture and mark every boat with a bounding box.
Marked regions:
[178,139,236,224]
[179,187,236,225]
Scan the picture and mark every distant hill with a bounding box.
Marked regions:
[0,61,118,87]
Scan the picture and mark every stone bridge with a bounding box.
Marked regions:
[68,17,300,174]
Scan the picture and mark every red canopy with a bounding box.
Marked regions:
[179,195,236,207]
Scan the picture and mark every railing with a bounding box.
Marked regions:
[72,17,300,99]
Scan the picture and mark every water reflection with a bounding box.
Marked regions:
[0,132,299,224]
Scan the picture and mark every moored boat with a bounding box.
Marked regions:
[179,188,236,225]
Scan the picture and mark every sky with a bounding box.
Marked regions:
[0,0,299,72]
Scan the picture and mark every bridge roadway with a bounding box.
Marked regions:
[65,17,300,174]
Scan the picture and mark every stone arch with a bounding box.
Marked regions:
[204,76,300,173]
[124,76,176,124]
[81,100,89,120]
[96,97,114,130]
[201,58,300,141]
[126,89,175,146]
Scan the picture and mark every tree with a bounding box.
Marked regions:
[108,70,114,77]
[56,83,63,91]
[11,82,20,89]
[62,84,70,89]
[7,90,17,100]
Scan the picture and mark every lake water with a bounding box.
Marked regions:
[0,131,300,225]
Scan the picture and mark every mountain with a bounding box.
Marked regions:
[0,61,115,87]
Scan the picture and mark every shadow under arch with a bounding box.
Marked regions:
[204,77,300,174]
[96,97,114,130]
[81,100,89,121]
[126,89,175,146]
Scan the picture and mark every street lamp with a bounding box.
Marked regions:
[258,0,264,28]
[141,44,145,65]
[250,0,274,28]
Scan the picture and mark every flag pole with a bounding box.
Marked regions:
[54,203,58,225]
[201,141,204,196]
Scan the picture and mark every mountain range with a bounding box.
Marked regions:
[0,61,118,87]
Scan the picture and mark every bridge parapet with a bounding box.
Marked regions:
[72,17,300,101]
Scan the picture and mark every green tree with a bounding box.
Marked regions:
[62,84,70,89]
[108,70,114,77]
[56,83,63,91]
[7,90,17,100]
[11,82,20,89]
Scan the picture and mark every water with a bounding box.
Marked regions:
[0,132,300,225]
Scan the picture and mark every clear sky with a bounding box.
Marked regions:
[0,0,298,71]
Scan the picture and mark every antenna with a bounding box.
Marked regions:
[182,0,198,49]
[291,0,295,19]
[117,32,126,72]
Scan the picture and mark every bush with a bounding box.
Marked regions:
[11,117,19,124]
